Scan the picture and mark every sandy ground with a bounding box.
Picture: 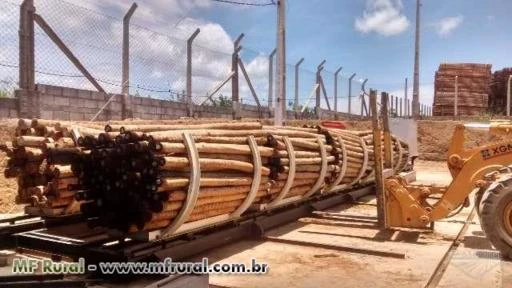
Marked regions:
[203,161,511,288]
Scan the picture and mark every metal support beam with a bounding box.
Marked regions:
[334,66,342,119]
[19,0,35,91]
[232,33,244,120]
[34,14,105,92]
[186,28,200,117]
[294,58,304,117]
[348,73,356,117]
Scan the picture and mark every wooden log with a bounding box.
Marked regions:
[148,129,320,142]
[107,122,263,133]
[277,172,319,180]
[280,156,335,165]
[162,157,270,175]
[154,142,274,157]
[158,177,258,191]
[13,136,48,148]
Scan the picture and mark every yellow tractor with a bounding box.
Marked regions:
[385,122,512,258]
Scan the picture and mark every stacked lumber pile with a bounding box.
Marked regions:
[433,63,492,116]
[490,68,512,114]
[2,119,410,235]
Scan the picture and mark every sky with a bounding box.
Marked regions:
[1,0,511,113]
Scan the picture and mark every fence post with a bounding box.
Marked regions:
[360,78,368,117]
[315,60,326,119]
[294,58,304,119]
[186,28,200,118]
[507,75,512,117]
[268,48,276,115]
[232,33,244,120]
[454,75,458,117]
[348,73,356,118]
[404,77,408,117]
[334,66,342,119]
[121,3,137,119]
[17,0,37,118]
[399,98,403,117]
[19,0,35,91]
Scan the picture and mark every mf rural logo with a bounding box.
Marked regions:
[480,144,512,160]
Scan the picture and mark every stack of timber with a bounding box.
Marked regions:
[2,119,411,237]
[433,63,492,116]
[490,68,512,114]
[0,119,106,216]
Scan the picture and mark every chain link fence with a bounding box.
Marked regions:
[0,0,401,118]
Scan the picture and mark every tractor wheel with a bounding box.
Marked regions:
[480,177,512,259]
[474,187,485,217]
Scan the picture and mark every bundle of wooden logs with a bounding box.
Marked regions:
[2,119,410,235]
[490,68,512,114]
[433,63,492,116]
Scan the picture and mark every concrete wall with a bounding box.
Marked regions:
[9,84,358,121]
[0,98,18,118]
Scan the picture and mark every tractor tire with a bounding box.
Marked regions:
[474,187,485,217]
[480,177,512,259]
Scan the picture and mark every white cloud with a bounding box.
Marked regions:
[355,0,410,36]
[434,16,464,37]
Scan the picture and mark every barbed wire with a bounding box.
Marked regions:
[211,0,276,6]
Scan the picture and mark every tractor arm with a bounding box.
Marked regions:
[385,123,512,228]
[431,141,512,220]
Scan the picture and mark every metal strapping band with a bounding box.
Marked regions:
[232,135,262,217]
[159,132,201,238]
[267,136,295,208]
[349,135,368,186]
[304,136,328,198]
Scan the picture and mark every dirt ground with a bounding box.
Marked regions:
[0,118,508,213]
[0,119,21,214]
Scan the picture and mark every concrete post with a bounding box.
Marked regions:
[121,3,137,119]
[232,34,244,120]
[19,0,35,91]
[268,48,276,113]
[454,75,458,116]
[294,58,304,118]
[186,28,200,117]
[507,75,512,117]
[404,77,408,117]
[334,66,342,119]
[315,60,326,119]
[348,73,356,117]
